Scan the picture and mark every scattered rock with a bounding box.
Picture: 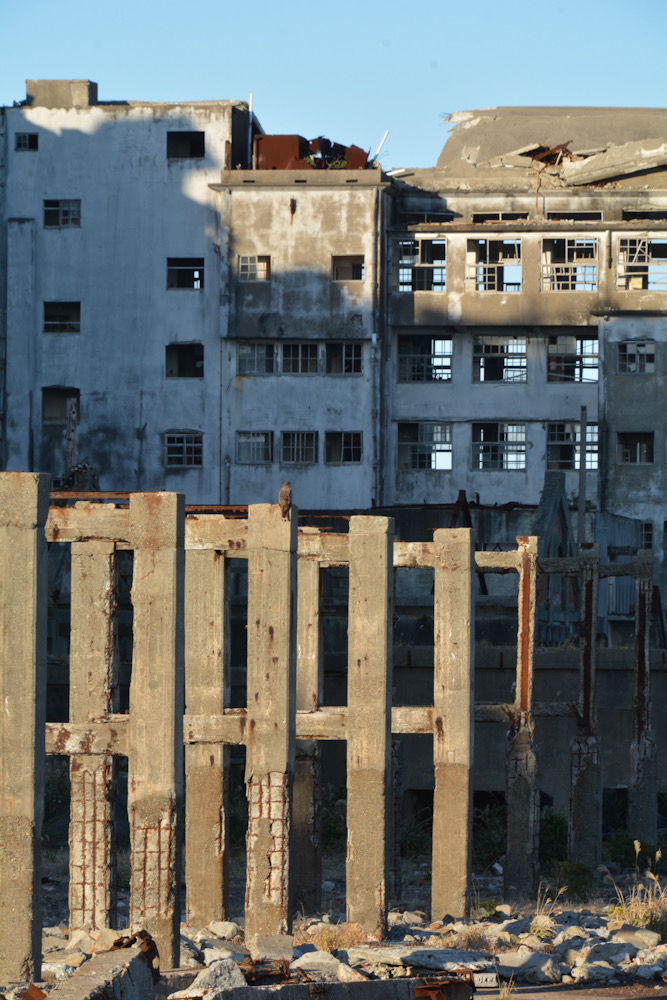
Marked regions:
[170,958,248,998]
[208,920,243,940]
[247,932,294,962]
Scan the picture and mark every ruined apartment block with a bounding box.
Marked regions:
[1,86,667,598]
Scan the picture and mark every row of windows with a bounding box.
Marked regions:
[238,341,361,375]
[392,237,667,293]
[16,131,208,159]
[165,431,363,467]
[397,422,599,472]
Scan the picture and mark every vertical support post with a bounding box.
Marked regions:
[346,515,393,934]
[69,540,119,931]
[431,528,474,919]
[0,472,49,983]
[569,546,602,867]
[504,536,539,898]
[245,503,297,937]
[128,493,184,969]
[628,551,657,845]
[185,548,229,926]
[293,552,322,912]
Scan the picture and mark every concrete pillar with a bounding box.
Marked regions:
[128,493,184,969]
[244,503,298,937]
[293,554,322,912]
[431,528,474,919]
[0,472,49,983]
[628,551,657,845]
[569,547,602,868]
[69,541,119,930]
[346,515,393,934]
[185,549,229,927]
[504,537,539,898]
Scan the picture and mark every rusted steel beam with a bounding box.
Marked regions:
[45,719,129,755]
[45,503,130,544]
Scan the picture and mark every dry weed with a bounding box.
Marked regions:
[604,843,667,940]
[295,922,366,953]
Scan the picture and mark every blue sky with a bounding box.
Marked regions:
[3,0,666,170]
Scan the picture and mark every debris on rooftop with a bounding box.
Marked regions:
[253,134,368,170]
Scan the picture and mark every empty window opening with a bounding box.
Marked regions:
[167,258,204,290]
[618,238,667,291]
[473,335,526,382]
[332,255,364,281]
[325,342,362,374]
[282,431,317,464]
[398,211,454,224]
[236,431,273,464]
[166,343,204,378]
[547,334,598,382]
[472,212,529,223]
[393,238,446,292]
[44,199,81,228]
[165,432,203,467]
[546,212,602,222]
[617,432,653,464]
[44,302,80,333]
[167,131,205,159]
[238,255,271,282]
[547,422,598,471]
[16,133,38,151]
[473,423,526,470]
[237,342,274,375]
[641,521,653,549]
[398,335,452,382]
[42,387,79,424]
[398,423,452,471]
[622,209,667,222]
[283,342,318,374]
[325,431,362,463]
[618,342,655,374]
[542,239,598,291]
[466,240,521,292]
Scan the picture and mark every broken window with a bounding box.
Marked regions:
[325,342,362,374]
[283,342,318,374]
[398,211,454,225]
[332,255,364,281]
[618,342,655,374]
[622,209,667,222]
[547,212,602,222]
[237,342,274,375]
[466,240,521,292]
[472,423,526,470]
[167,258,204,289]
[640,521,653,549]
[42,387,79,423]
[238,255,271,282]
[617,432,653,464]
[282,431,317,464]
[44,199,81,228]
[472,212,529,223]
[393,238,446,292]
[473,335,526,382]
[617,238,667,291]
[397,423,452,471]
[547,334,598,382]
[167,131,205,159]
[325,431,362,463]
[398,335,452,382]
[43,302,80,333]
[15,133,38,151]
[236,431,273,464]
[541,239,598,291]
[165,343,204,378]
[547,422,598,471]
[165,432,203,467]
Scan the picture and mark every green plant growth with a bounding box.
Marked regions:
[321,785,347,854]
[472,802,506,872]
[42,756,70,844]
[539,807,568,866]
[549,861,596,900]
[400,810,432,860]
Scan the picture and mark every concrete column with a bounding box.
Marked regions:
[569,547,602,868]
[0,472,49,983]
[69,541,119,931]
[244,503,298,937]
[431,528,474,919]
[128,493,184,969]
[185,549,229,926]
[293,554,322,912]
[346,515,393,934]
[504,537,539,898]
[628,552,657,845]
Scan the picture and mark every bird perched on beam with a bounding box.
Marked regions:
[278,480,292,519]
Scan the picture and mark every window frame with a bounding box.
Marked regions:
[165,343,204,378]
[238,255,271,282]
[165,432,203,468]
[392,237,447,292]
[472,335,527,383]
[43,301,81,334]
[397,422,453,471]
[325,431,362,464]
[325,342,362,374]
[541,238,598,292]
[617,341,655,374]
[617,237,667,291]
[235,430,274,464]
[617,432,654,465]
[472,422,526,471]
[166,258,205,290]
[547,334,598,383]
[332,255,365,281]
[281,430,318,464]
[397,335,452,382]
[44,199,81,229]
[466,239,522,292]
[282,342,319,374]
[237,342,275,375]
[15,133,38,151]
[547,422,599,471]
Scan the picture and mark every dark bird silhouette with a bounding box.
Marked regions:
[278,480,292,519]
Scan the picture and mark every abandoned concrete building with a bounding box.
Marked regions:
[1,82,667,635]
